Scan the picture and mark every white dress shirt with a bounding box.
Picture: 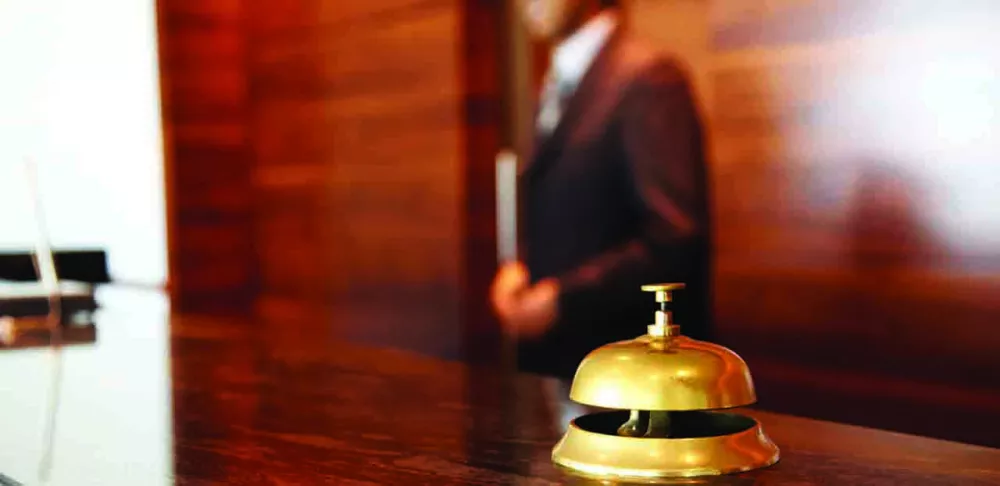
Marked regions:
[537,11,619,134]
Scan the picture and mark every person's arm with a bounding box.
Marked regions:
[555,59,707,313]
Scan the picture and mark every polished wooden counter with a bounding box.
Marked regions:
[1,288,999,485]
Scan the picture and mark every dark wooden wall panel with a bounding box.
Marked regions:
[160,0,502,359]
[460,0,504,363]
[246,1,469,359]
[158,0,256,313]
[631,0,1000,446]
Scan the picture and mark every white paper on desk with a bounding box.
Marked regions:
[495,150,519,263]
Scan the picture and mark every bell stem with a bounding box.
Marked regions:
[616,410,647,437]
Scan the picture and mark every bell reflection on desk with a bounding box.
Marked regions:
[552,284,779,481]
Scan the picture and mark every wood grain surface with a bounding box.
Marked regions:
[629,0,1000,447]
[158,0,1000,449]
[4,288,1000,484]
[157,0,257,314]
[172,317,1000,484]
[17,291,1000,486]
[159,0,504,360]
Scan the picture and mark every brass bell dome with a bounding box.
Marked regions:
[552,284,779,480]
[569,284,756,412]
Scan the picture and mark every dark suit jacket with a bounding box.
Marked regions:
[518,31,712,379]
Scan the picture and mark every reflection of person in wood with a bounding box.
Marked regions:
[491,0,712,380]
[849,163,940,275]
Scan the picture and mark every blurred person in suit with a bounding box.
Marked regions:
[491,0,712,379]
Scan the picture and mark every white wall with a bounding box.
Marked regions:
[0,0,166,286]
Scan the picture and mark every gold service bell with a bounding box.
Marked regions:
[551,284,780,480]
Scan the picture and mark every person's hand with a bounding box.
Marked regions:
[491,262,560,340]
[491,261,529,319]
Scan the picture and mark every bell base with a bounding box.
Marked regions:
[552,410,779,480]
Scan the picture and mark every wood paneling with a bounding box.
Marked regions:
[159,0,1000,445]
[631,0,1000,446]
[244,0,499,360]
[160,1,503,358]
[460,0,507,364]
[158,0,256,313]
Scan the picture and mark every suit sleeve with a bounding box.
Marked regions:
[554,59,707,316]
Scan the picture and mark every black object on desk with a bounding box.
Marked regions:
[0,249,109,283]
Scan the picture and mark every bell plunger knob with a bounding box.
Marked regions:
[641,283,685,338]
